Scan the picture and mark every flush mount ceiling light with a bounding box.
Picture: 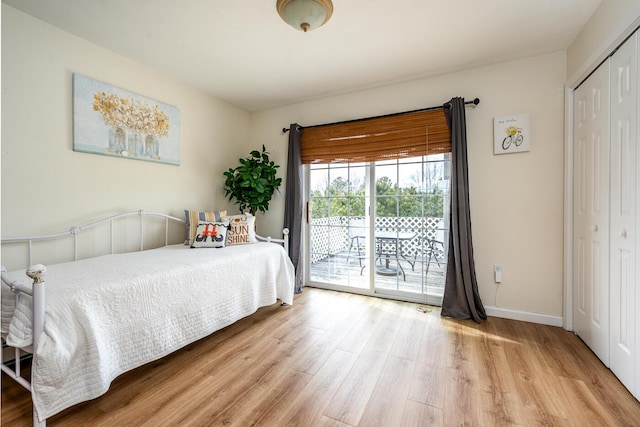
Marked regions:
[276,0,333,32]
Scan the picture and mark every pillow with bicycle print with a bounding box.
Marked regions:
[190,220,230,248]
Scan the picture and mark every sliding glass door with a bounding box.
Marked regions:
[307,154,449,305]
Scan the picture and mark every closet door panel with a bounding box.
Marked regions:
[637,31,640,399]
[573,61,611,364]
[637,30,640,401]
[609,31,637,396]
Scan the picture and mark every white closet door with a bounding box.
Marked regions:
[573,61,611,365]
[637,32,640,403]
[610,31,638,398]
[637,32,640,401]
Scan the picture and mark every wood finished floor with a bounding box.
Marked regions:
[2,288,640,426]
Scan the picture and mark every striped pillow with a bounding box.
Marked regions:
[184,210,227,246]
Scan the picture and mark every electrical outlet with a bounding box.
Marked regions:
[494,264,503,283]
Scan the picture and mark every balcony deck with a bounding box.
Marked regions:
[309,251,446,304]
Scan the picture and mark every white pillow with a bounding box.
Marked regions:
[223,214,257,245]
[184,209,227,246]
[190,220,229,248]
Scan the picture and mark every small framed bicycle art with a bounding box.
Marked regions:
[493,113,530,155]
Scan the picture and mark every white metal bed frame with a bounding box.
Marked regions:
[0,210,289,426]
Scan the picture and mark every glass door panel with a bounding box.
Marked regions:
[308,163,370,290]
[373,155,449,305]
[374,158,423,299]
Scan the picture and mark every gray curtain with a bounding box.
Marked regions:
[441,98,486,323]
[283,124,304,293]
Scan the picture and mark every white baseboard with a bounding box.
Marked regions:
[484,305,564,327]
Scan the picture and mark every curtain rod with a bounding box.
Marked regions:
[282,97,479,133]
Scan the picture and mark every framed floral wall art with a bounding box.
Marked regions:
[73,73,181,165]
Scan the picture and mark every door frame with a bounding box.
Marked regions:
[303,157,449,305]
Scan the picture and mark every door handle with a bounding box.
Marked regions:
[620,229,628,239]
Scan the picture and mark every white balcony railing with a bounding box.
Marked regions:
[309,216,445,263]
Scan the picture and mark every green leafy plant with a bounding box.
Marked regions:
[223,145,282,215]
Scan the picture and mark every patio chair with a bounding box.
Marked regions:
[412,224,446,274]
[425,237,445,273]
[346,218,366,275]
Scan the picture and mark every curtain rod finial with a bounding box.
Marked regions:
[282,127,290,133]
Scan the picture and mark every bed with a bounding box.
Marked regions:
[0,210,295,426]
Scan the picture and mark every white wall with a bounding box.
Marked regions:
[251,52,567,321]
[1,6,251,268]
[567,0,640,84]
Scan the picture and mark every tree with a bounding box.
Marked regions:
[424,190,444,218]
[310,175,366,218]
[375,176,397,217]
[310,170,444,219]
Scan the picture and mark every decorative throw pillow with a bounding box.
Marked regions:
[184,210,227,246]
[191,220,229,248]
[224,214,257,245]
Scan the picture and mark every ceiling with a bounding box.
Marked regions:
[4,0,601,112]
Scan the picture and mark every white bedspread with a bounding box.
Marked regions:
[3,242,294,421]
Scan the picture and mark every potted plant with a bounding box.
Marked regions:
[223,145,282,215]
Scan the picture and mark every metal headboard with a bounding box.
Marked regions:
[1,210,185,266]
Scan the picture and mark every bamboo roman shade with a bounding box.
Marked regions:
[300,108,451,164]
